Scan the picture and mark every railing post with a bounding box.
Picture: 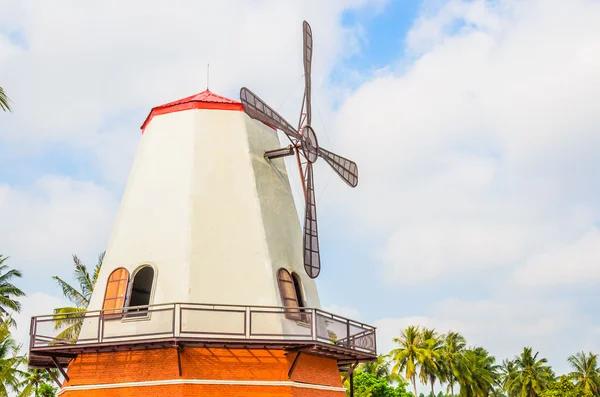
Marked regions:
[311,309,317,341]
[178,303,183,337]
[373,329,377,354]
[346,319,351,348]
[245,306,251,339]
[99,312,104,343]
[97,312,102,343]
[172,303,177,338]
[29,317,35,348]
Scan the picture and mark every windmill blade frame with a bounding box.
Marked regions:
[318,147,359,188]
[303,163,320,279]
[240,87,301,140]
[303,20,313,125]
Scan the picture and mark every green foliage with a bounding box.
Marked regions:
[0,255,26,326]
[0,321,26,396]
[568,351,600,396]
[504,347,554,397]
[0,86,11,112]
[17,368,58,397]
[360,355,404,384]
[441,332,467,396]
[389,325,428,396]
[540,376,594,397]
[420,328,444,396]
[455,346,499,397]
[348,370,413,397]
[37,383,57,397]
[52,253,104,341]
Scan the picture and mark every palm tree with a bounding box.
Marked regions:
[52,252,104,341]
[360,354,392,379]
[420,328,443,396]
[0,321,25,396]
[0,86,10,112]
[37,384,56,397]
[359,354,405,385]
[568,351,600,396]
[505,347,554,397]
[499,359,517,397]
[456,347,499,397]
[389,325,427,397]
[18,368,58,397]
[0,255,26,325]
[442,331,467,397]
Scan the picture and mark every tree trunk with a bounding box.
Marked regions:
[431,380,435,397]
[413,375,418,397]
[450,380,455,397]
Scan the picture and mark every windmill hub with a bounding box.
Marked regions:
[301,125,319,163]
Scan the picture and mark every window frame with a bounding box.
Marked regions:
[123,264,156,320]
[101,267,130,319]
[277,268,308,323]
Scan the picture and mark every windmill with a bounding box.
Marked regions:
[240,20,358,279]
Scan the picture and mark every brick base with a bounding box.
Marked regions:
[60,347,345,396]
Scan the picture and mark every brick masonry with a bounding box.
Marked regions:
[60,347,346,396]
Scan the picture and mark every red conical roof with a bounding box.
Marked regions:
[141,89,243,132]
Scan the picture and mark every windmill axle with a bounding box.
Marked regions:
[264,145,296,160]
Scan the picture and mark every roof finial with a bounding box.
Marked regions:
[207,63,210,91]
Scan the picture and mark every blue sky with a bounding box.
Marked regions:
[2,0,600,392]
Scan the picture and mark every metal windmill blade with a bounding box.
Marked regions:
[318,148,358,188]
[303,163,320,278]
[302,20,313,126]
[240,87,301,140]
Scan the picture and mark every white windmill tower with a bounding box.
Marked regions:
[28,21,375,397]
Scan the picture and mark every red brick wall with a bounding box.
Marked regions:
[62,385,343,397]
[61,348,345,397]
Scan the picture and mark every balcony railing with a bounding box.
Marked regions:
[28,302,376,365]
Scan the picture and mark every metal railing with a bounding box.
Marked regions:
[29,302,377,355]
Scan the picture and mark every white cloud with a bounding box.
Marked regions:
[375,295,600,379]
[0,0,386,145]
[331,0,600,286]
[0,176,119,271]
[516,227,600,287]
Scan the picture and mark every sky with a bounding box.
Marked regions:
[1,0,600,392]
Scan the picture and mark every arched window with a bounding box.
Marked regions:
[291,272,305,307]
[126,266,155,316]
[277,268,306,322]
[102,268,130,317]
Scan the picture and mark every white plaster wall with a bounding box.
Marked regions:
[80,107,322,341]
[244,116,321,311]
[187,110,279,307]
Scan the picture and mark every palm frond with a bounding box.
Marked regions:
[92,251,105,286]
[72,254,95,300]
[0,267,23,284]
[52,322,83,343]
[52,276,88,307]
[0,295,21,313]
[0,86,11,112]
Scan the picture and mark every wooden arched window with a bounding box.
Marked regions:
[102,268,130,317]
[277,268,305,321]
